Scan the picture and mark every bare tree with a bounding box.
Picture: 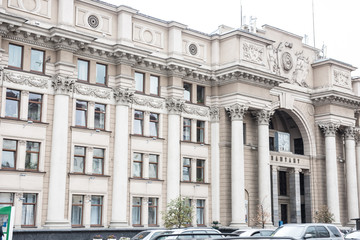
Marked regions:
[314,205,334,223]
[251,204,271,228]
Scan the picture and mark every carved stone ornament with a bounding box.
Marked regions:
[318,122,340,137]
[291,51,309,87]
[333,69,350,88]
[344,127,357,140]
[243,42,264,65]
[166,98,184,114]
[253,109,273,125]
[182,104,209,117]
[209,106,220,122]
[4,72,49,89]
[189,44,198,55]
[282,52,293,71]
[51,74,75,94]
[113,88,134,105]
[88,15,99,28]
[133,96,164,109]
[75,84,111,99]
[226,104,248,121]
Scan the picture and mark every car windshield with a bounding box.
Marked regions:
[273,226,305,238]
[150,231,174,240]
[260,230,273,236]
[132,231,151,240]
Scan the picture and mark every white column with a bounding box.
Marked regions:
[344,127,359,225]
[166,98,183,203]
[210,107,220,223]
[272,166,279,226]
[319,123,341,224]
[110,88,133,227]
[356,138,360,217]
[58,0,74,28]
[254,109,273,226]
[289,168,302,223]
[45,75,73,228]
[226,104,248,227]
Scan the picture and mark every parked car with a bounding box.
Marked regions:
[160,227,223,240]
[345,231,360,240]
[132,230,175,240]
[232,229,274,237]
[272,224,343,240]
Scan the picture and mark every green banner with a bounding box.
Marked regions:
[0,206,14,240]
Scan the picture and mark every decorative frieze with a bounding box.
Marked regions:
[333,69,351,88]
[132,96,164,109]
[344,127,357,140]
[113,88,134,105]
[253,109,273,125]
[209,106,220,122]
[226,104,248,121]
[242,42,264,65]
[318,122,340,137]
[182,104,208,117]
[4,72,49,89]
[74,84,111,99]
[51,74,75,94]
[166,98,184,114]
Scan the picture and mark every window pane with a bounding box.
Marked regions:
[196,200,205,225]
[2,140,17,169]
[30,49,44,72]
[150,76,159,95]
[71,205,82,225]
[148,198,158,225]
[28,93,42,121]
[76,101,87,127]
[93,148,104,158]
[149,155,158,179]
[94,112,105,129]
[197,86,205,104]
[9,44,22,68]
[77,60,88,81]
[3,139,17,150]
[25,153,39,170]
[93,158,103,174]
[96,64,106,84]
[135,72,144,92]
[183,119,191,141]
[183,167,190,181]
[74,146,85,155]
[184,83,191,101]
[91,196,102,225]
[74,156,84,173]
[5,100,19,118]
[133,162,142,177]
[132,197,141,225]
[149,122,158,137]
[21,193,36,226]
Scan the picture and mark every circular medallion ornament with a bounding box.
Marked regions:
[88,15,99,28]
[282,52,293,71]
[189,44,198,55]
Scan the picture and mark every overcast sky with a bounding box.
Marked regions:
[102,0,360,75]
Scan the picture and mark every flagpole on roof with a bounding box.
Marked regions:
[312,0,316,48]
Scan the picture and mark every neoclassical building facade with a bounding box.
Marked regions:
[0,0,359,231]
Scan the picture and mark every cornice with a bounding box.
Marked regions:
[311,90,360,108]
[312,58,356,71]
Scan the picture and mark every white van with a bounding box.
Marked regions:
[272,224,343,240]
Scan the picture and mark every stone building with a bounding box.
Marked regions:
[0,0,359,232]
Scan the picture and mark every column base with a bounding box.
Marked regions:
[229,222,249,228]
[44,220,71,229]
[109,221,128,228]
[346,220,356,227]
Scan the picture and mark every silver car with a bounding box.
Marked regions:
[273,224,343,240]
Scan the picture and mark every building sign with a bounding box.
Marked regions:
[0,206,15,240]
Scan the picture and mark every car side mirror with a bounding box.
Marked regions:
[304,234,313,239]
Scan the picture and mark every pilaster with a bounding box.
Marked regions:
[289,168,302,223]
[210,106,220,223]
[272,166,279,227]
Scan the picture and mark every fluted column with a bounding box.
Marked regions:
[344,127,359,225]
[356,135,360,217]
[289,168,302,223]
[110,88,134,227]
[319,123,341,224]
[272,166,279,226]
[303,170,312,223]
[226,104,248,227]
[254,109,273,225]
[166,98,183,202]
[210,107,220,223]
[45,75,74,228]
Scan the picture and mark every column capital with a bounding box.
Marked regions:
[166,98,184,114]
[289,168,302,174]
[113,87,134,106]
[318,122,340,137]
[51,74,75,95]
[253,109,273,125]
[344,126,357,140]
[272,166,280,173]
[226,103,248,121]
[209,106,220,122]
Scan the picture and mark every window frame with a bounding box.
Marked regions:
[5,88,21,119]
[132,197,142,226]
[75,100,88,128]
[183,118,191,142]
[21,193,37,227]
[8,43,23,69]
[2,139,17,170]
[28,92,43,122]
[77,59,90,82]
[196,199,205,226]
[133,110,144,136]
[92,148,104,175]
[149,154,158,180]
[90,195,103,227]
[25,141,40,171]
[0,193,14,206]
[135,72,145,93]
[149,113,159,138]
[148,197,158,226]
[133,153,143,178]
[196,159,205,183]
[71,195,84,227]
[196,85,205,104]
[73,146,86,174]
[94,103,106,130]
[196,120,205,143]
[184,82,192,102]
[183,158,191,182]
[30,48,45,74]
[150,75,159,96]
[96,63,107,85]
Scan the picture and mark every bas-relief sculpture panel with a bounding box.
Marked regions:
[8,0,51,18]
[133,24,164,49]
[182,40,206,61]
[241,40,265,66]
[75,6,112,35]
[333,68,351,89]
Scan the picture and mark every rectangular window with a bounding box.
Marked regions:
[28,93,42,122]
[196,199,205,225]
[133,153,143,178]
[148,198,158,226]
[183,118,191,141]
[133,110,144,135]
[149,154,158,179]
[8,44,23,69]
[196,159,205,183]
[150,75,159,95]
[30,49,45,73]
[183,158,191,182]
[21,193,37,227]
[96,63,107,85]
[25,141,40,171]
[5,89,20,119]
[76,100,87,127]
[184,83,192,102]
[279,171,287,196]
[0,193,14,206]
[94,103,106,130]
[93,148,104,175]
[77,59,89,81]
[71,195,84,227]
[2,139,17,169]
[132,197,141,226]
[135,72,144,93]
[149,113,159,137]
[73,146,85,173]
[90,196,103,226]
[196,121,205,143]
[197,85,205,104]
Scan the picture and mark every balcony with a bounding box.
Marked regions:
[270,151,310,169]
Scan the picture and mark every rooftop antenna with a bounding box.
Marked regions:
[312,0,316,48]
[240,0,243,27]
